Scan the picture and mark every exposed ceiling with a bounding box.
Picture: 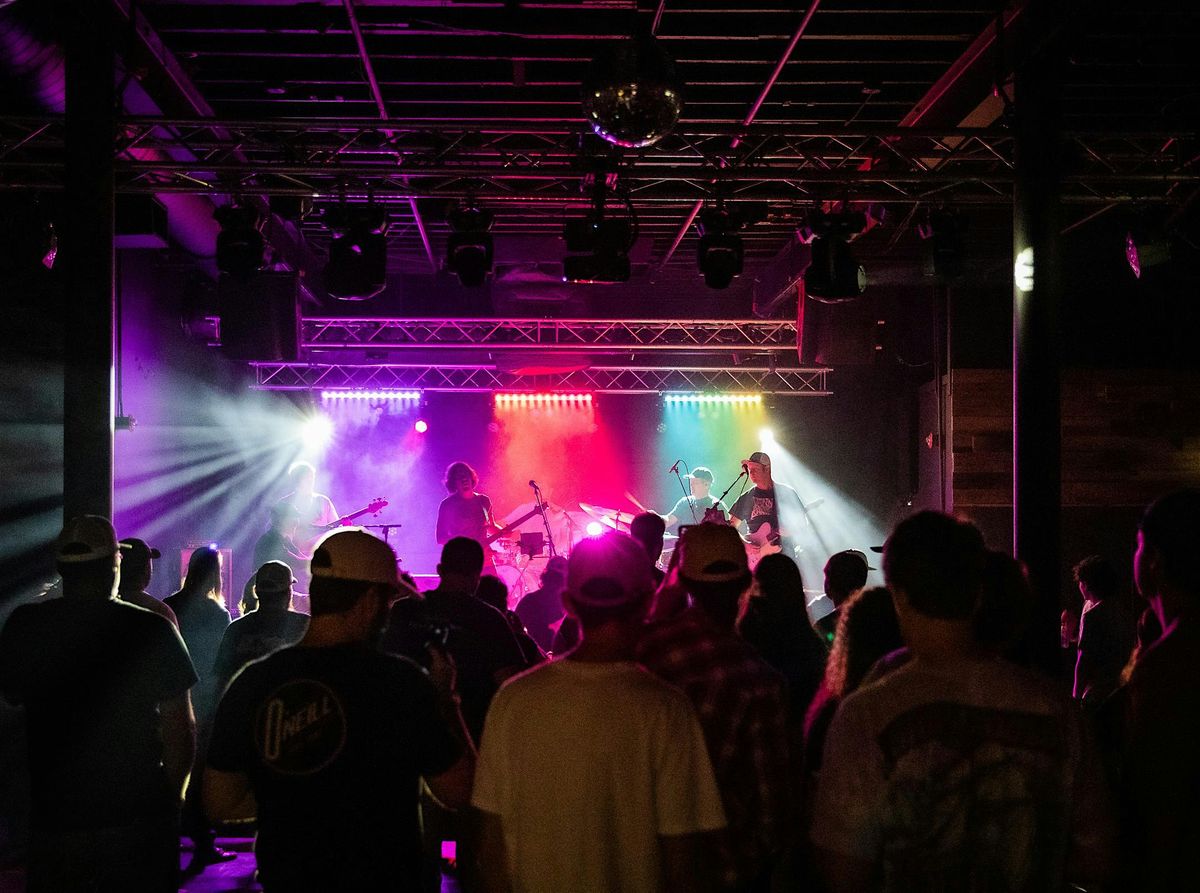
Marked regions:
[1,0,1196,306]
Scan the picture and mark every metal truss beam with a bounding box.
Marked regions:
[2,116,1194,206]
[302,317,800,352]
[252,363,831,396]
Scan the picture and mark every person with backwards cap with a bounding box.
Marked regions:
[205,529,475,891]
[0,516,197,893]
[474,531,727,893]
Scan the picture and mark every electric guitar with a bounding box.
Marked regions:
[743,521,784,570]
[308,498,390,533]
[486,506,542,544]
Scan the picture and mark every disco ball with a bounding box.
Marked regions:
[582,34,683,149]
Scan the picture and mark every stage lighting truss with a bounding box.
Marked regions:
[494,393,594,406]
[255,364,830,397]
[663,393,762,405]
[302,318,800,351]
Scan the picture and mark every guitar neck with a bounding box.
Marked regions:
[487,507,541,543]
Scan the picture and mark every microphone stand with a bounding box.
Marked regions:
[712,469,748,523]
[530,481,557,558]
[668,461,698,524]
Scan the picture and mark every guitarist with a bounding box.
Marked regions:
[436,461,502,568]
[727,451,807,565]
[277,461,339,557]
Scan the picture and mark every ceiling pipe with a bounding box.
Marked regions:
[342,0,438,274]
[657,0,822,272]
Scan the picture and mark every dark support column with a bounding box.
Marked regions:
[62,0,116,521]
[1012,31,1064,675]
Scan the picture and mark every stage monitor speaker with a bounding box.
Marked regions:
[218,271,300,362]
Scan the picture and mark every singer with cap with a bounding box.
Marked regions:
[728,451,809,563]
[661,466,728,529]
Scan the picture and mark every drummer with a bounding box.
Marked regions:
[661,467,727,530]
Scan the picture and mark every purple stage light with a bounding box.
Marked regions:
[414,419,429,434]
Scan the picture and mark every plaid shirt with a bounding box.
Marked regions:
[636,606,790,887]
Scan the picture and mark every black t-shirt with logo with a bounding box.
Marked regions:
[0,597,197,831]
[207,644,461,889]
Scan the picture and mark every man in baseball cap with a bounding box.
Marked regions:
[117,537,179,627]
[0,516,197,891]
[636,523,789,889]
[474,532,726,892]
[212,560,309,693]
[661,464,729,529]
[205,529,473,890]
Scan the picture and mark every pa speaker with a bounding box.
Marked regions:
[218,271,300,362]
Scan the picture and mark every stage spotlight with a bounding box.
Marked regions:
[697,207,744,290]
[414,419,429,434]
[214,203,264,277]
[582,30,683,148]
[299,414,334,452]
[585,521,605,537]
[801,210,868,302]
[759,428,775,446]
[324,203,389,300]
[446,204,494,287]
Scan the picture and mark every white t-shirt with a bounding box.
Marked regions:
[812,655,1105,893]
[473,658,727,893]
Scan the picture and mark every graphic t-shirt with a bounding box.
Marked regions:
[473,659,727,893]
[0,597,197,831]
[207,644,461,890]
[812,656,1108,893]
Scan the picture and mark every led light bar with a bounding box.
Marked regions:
[320,390,422,400]
[662,393,762,404]
[494,393,594,405]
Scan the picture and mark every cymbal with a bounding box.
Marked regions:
[578,502,636,530]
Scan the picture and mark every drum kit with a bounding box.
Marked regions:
[490,500,679,600]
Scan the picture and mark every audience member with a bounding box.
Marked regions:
[811,511,1112,892]
[473,532,727,893]
[1071,555,1133,706]
[382,537,527,891]
[205,529,474,890]
[812,549,871,647]
[164,544,234,873]
[973,549,1037,666]
[212,561,309,695]
[116,536,178,627]
[630,511,668,585]
[475,574,546,667]
[1111,489,1200,891]
[514,555,567,652]
[252,502,307,592]
[0,516,196,892]
[383,537,526,743]
[636,522,789,892]
[802,586,903,781]
[739,553,827,723]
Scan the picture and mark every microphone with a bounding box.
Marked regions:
[529,479,540,490]
[741,462,749,471]
[668,459,681,474]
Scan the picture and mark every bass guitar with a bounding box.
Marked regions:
[309,497,390,534]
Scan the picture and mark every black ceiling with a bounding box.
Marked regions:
[1,0,1196,304]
